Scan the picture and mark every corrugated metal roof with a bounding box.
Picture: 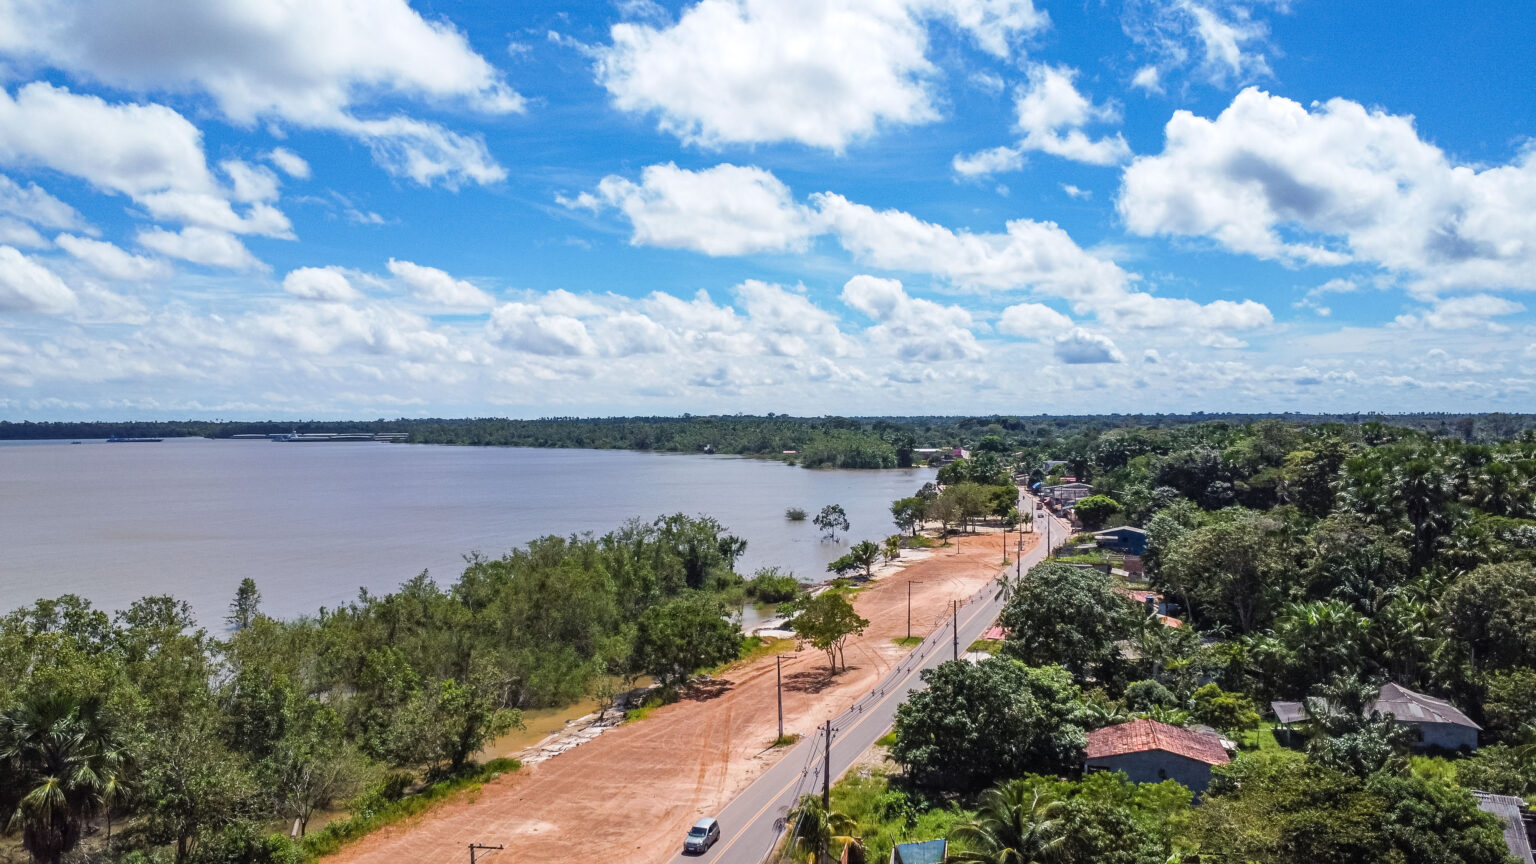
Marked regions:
[1370,682,1481,730]
[1475,793,1534,864]
[1086,719,1231,766]
[1271,700,1308,724]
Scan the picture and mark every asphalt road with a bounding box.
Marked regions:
[670,495,1071,864]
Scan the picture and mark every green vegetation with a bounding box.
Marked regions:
[791,592,869,673]
[0,513,756,863]
[830,417,1536,864]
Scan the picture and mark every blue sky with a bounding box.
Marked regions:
[1,0,1534,419]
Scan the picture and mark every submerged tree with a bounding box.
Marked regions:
[814,505,851,540]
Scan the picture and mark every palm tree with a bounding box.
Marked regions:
[788,794,858,864]
[949,780,1068,864]
[0,693,120,864]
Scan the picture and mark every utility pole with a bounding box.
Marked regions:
[952,599,959,661]
[906,581,924,641]
[776,654,784,741]
[822,720,832,811]
[1016,531,1023,580]
[469,843,503,864]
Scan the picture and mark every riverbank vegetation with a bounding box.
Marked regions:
[802,418,1536,863]
[9,413,1535,470]
[0,514,770,864]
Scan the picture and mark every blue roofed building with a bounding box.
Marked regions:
[889,838,947,864]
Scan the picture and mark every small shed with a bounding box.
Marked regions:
[1371,682,1481,751]
[1085,719,1230,795]
[1094,526,1148,556]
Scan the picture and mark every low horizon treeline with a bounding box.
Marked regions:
[5,411,1536,452]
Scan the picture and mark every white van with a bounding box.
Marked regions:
[683,817,720,854]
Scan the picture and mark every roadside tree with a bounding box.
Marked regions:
[890,497,926,536]
[999,563,1140,685]
[792,592,869,672]
[892,659,1086,791]
[634,594,743,689]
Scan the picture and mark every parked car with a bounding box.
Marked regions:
[684,817,720,854]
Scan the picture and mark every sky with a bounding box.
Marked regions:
[0,0,1534,420]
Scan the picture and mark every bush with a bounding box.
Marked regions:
[1124,679,1176,711]
[1190,683,1261,735]
[746,568,801,603]
[786,507,808,521]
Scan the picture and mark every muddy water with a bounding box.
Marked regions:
[0,439,932,626]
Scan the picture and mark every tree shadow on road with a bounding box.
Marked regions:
[783,666,856,694]
[680,678,734,702]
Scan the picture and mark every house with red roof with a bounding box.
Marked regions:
[1084,719,1230,794]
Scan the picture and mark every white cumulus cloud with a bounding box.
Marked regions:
[0,0,518,187]
[593,0,1047,151]
[1119,88,1536,292]
[577,163,820,256]
[283,267,360,302]
[0,245,77,314]
[387,259,494,309]
[1054,327,1125,364]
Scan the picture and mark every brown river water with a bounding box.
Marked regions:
[0,439,931,628]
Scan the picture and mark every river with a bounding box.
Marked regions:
[0,439,932,627]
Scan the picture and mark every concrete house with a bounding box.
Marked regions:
[1094,525,1148,556]
[1370,682,1481,751]
[1042,481,1094,507]
[1085,719,1231,794]
[1270,681,1482,752]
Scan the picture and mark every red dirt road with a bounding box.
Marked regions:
[327,532,1025,864]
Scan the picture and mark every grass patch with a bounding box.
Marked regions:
[891,636,922,648]
[1235,721,1284,751]
[772,733,802,748]
[967,639,1002,654]
[905,534,936,548]
[829,771,977,864]
[876,730,898,748]
[624,691,667,724]
[303,759,519,860]
[717,635,797,672]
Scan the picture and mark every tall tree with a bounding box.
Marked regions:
[226,578,262,632]
[792,592,868,672]
[892,660,1086,792]
[999,563,1140,685]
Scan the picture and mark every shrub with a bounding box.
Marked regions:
[746,567,801,603]
[786,507,808,521]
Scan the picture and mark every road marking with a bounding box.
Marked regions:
[694,532,1062,864]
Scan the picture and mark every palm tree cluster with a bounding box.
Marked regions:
[0,692,133,864]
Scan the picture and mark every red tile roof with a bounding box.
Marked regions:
[981,625,1010,641]
[1086,719,1230,766]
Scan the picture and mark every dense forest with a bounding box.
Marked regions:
[0,515,775,864]
[6,412,1536,471]
[803,419,1536,863]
